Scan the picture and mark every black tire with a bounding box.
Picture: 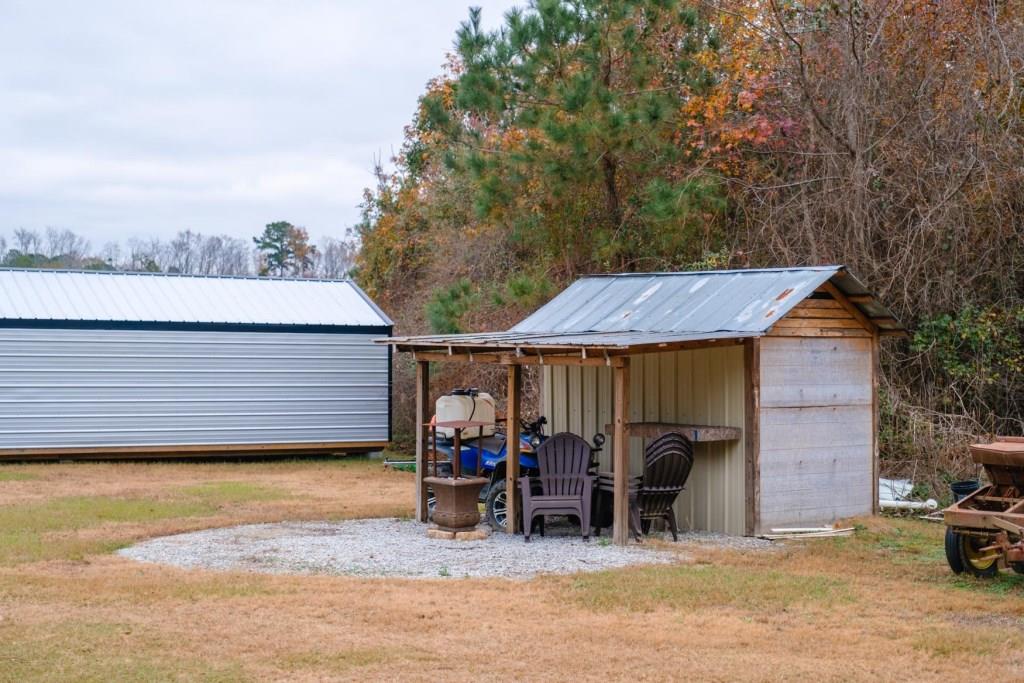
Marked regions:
[485,479,509,531]
[1011,563,1024,575]
[958,533,1000,578]
[945,528,965,574]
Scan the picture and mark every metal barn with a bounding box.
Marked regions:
[385,266,905,542]
[0,268,392,459]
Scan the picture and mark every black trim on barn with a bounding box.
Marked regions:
[0,319,393,335]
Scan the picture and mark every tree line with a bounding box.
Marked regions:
[354,0,1024,486]
[0,224,356,278]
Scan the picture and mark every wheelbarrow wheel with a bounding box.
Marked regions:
[958,533,1000,578]
[944,528,965,574]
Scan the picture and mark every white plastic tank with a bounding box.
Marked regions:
[435,390,496,440]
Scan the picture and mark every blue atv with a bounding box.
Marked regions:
[432,416,548,530]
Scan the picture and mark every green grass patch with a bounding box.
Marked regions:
[177,481,288,505]
[869,524,946,565]
[0,496,218,566]
[568,564,854,613]
[0,470,38,482]
[0,620,249,682]
[1,496,216,535]
[951,571,1024,595]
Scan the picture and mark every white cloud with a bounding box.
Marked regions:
[0,0,520,244]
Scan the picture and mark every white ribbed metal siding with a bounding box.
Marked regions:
[0,328,389,449]
[542,345,747,535]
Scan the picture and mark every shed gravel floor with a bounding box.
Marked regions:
[118,518,687,579]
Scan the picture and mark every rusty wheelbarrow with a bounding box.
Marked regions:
[943,437,1024,577]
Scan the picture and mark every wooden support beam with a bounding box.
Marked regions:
[744,338,761,536]
[402,339,745,364]
[410,350,629,367]
[612,359,631,545]
[506,364,522,534]
[414,360,430,523]
[871,332,880,515]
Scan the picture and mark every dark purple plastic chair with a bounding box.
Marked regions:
[519,432,594,542]
[636,432,694,541]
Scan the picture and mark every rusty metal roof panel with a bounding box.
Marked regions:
[512,267,840,335]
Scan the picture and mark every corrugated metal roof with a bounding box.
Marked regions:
[0,269,392,327]
[514,266,836,334]
[384,266,903,351]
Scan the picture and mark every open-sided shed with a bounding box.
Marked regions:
[385,266,904,544]
[0,268,392,459]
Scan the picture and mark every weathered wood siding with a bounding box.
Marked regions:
[757,335,874,530]
[542,345,747,535]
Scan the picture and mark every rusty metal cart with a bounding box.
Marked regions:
[943,437,1024,577]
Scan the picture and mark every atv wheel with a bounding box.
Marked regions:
[945,528,965,574]
[958,533,1000,578]
[485,479,509,531]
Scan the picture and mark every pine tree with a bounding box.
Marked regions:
[254,222,318,277]
[421,0,725,272]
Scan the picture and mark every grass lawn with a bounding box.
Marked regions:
[1,457,1023,681]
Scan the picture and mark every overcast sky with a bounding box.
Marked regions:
[0,0,520,249]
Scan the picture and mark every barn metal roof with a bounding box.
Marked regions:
[0,268,392,328]
[385,266,903,353]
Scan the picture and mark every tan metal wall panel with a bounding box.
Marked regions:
[542,344,747,534]
[758,336,873,529]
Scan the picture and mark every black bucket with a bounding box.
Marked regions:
[950,479,981,502]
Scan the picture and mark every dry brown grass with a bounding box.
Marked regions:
[2,458,1024,682]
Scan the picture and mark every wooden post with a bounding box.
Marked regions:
[744,338,761,536]
[506,364,522,533]
[871,332,880,515]
[415,360,430,522]
[612,359,631,545]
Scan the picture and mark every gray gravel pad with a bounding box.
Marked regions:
[118,518,681,579]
